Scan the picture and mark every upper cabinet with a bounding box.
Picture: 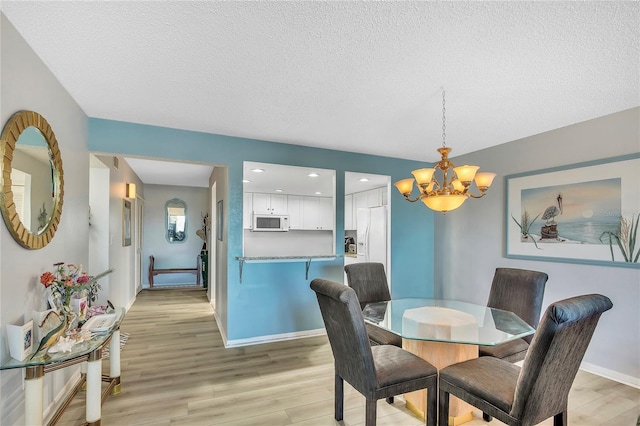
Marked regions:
[344,194,354,230]
[243,192,253,229]
[287,195,303,230]
[302,196,333,230]
[346,187,387,230]
[252,193,288,215]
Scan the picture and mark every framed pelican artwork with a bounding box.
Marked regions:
[505,153,639,268]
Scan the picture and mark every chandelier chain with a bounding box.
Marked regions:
[442,90,446,148]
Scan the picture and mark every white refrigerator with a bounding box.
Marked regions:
[356,206,388,271]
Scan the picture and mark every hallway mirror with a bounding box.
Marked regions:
[0,110,64,249]
[166,198,187,243]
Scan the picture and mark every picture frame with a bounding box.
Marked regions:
[71,296,88,321]
[7,320,34,361]
[123,199,132,247]
[505,154,639,268]
[217,200,223,241]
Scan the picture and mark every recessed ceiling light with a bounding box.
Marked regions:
[242,179,250,183]
[275,189,284,192]
[308,173,319,177]
[359,178,370,182]
[314,191,322,195]
[251,168,265,173]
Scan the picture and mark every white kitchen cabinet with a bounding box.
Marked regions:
[366,188,381,207]
[287,195,303,229]
[252,193,288,215]
[243,192,253,229]
[381,187,388,205]
[344,194,354,230]
[302,196,334,230]
[317,197,334,230]
[354,191,368,213]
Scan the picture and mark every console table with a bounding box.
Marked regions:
[0,307,126,426]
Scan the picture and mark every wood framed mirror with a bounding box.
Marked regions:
[166,198,187,243]
[0,111,64,249]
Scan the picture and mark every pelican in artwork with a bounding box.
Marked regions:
[542,193,563,225]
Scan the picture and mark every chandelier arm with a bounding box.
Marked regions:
[401,194,426,203]
[466,191,488,199]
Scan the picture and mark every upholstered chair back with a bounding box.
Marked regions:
[344,262,391,310]
[511,294,613,424]
[487,268,548,343]
[310,278,378,396]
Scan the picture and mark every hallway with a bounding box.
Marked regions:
[57,289,639,425]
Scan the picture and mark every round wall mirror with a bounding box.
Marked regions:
[0,111,64,249]
[166,198,187,243]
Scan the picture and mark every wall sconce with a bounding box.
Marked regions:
[126,183,136,199]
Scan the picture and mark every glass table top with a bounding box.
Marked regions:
[1,307,125,371]
[362,299,534,346]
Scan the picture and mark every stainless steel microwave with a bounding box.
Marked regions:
[252,214,289,231]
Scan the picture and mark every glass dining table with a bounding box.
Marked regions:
[362,299,534,424]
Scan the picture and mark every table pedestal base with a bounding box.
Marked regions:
[402,339,478,425]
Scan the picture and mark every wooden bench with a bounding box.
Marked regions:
[148,255,201,288]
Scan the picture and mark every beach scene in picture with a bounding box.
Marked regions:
[515,178,621,247]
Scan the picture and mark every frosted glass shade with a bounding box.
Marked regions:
[394,178,415,195]
[411,168,435,185]
[422,195,467,213]
[474,172,497,189]
[451,179,464,192]
[453,165,479,183]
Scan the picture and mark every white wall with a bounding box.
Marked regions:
[142,184,208,286]
[436,107,640,386]
[1,14,90,424]
[88,160,111,305]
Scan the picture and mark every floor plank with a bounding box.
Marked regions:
[56,289,639,426]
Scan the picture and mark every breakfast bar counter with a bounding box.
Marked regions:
[235,255,343,283]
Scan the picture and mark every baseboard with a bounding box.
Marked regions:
[212,309,228,347]
[224,328,326,348]
[43,369,82,424]
[580,361,640,389]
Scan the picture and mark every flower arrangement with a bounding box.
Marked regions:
[40,263,113,312]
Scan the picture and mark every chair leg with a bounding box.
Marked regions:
[335,374,344,421]
[483,412,493,422]
[426,387,437,426]
[386,396,394,404]
[438,389,450,426]
[365,399,377,426]
[553,411,567,426]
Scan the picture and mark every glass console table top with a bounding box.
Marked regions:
[362,299,534,346]
[1,307,125,371]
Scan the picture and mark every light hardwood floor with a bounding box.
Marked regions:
[58,289,639,425]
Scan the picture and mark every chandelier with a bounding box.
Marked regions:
[394,90,496,213]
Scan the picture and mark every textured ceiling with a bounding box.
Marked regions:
[2,1,639,166]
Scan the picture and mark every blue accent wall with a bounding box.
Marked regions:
[89,118,435,340]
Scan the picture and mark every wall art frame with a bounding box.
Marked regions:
[505,153,639,268]
[123,199,132,247]
[7,319,34,361]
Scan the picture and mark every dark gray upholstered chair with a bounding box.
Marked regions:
[438,294,613,426]
[311,278,438,426]
[479,267,549,363]
[344,262,402,347]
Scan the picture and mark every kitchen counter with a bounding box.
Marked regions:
[235,255,343,283]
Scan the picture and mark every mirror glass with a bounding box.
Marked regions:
[0,110,64,249]
[166,198,187,243]
[13,126,56,234]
